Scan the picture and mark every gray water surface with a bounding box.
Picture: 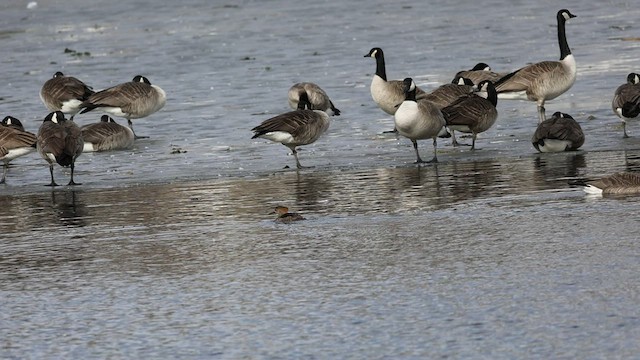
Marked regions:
[1,0,640,358]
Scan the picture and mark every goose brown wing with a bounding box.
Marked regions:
[442,95,493,128]
[37,122,66,157]
[494,61,564,92]
[252,110,318,138]
[82,82,154,111]
[81,122,127,144]
[0,127,37,149]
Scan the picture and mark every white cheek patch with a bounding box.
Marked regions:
[371,49,377,58]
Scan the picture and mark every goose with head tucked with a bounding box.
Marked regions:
[583,172,640,195]
[454,63,506,85]
[288,82,340,116]
[494,9,577,124]
[80,75,166,139]
[364,47,428,132]
[612,72,640,138]
[36,111,84,186]
[394,78,446,164]
[81,115,135,152]
[441,80,498,149]
[0,116,37,184]
[531,111,584,152]
[252,93,330,169]
[40,71,95,120]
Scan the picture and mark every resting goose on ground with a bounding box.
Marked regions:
[394,78,446,163]
[583,172,640,195]
[441,80,498,150]
[531,111,584,152]
[288,82,340,116]
[0,116,37,184]
[252,93,330,169]
[364,47,427,132]
[611,72,640,138]
[494,9,577,124]
[80,75,166,139]
[40,72,95,120]
[36,111,84,186]
[80,115,135,152]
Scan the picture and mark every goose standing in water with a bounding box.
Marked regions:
[288,82,341,116]
[611,72,640,138]
[394,78,446,163]
[494,9,577,124]
[80,115,135,152]
[364,47,427,132]
[453,63,506,85]
[40,72,95,120]
[441,80,498,149]
[0,116,37,184]
[36,111,84,186]
[79,75,166,139]
[252,93,330,169]
[584,173,640,195]
[531,111,584,152]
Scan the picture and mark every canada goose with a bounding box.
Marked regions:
[454,63,506,85]
[36,111,84,186]
[494,9,577,124]
[441,80,498,149]
[531,111,584,152]
[288,82,341,116]
[40,72,95,120]
[80,75,166,139]
[251,93,330,169]
[0,117,37,184]
[1,116,27,132]
[394,78,446,163]
[364,47,427,132]
[611,72,640,138]
[273,206,306,223]
[80,115,135,152]
[583,172,640,195]
[423,76,476,110]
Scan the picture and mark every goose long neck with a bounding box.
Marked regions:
[375,54,387,81]
[486,86,498,107]
[557,16,571,60]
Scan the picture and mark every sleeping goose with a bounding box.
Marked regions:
[40,72,95,120]
[364,47,427,132]
[0,116,37,184]
[288,82,340,116]
[36,111,84,186]
[453,63,506,85]
[394,78,446,163]
[80,115,135,152]
[441,80,498,149]
[252,93,330,169]
[494,9,577,124]
[583,172,640,195]
[611,72,640,138]
[79,75,166,139]
[531,111,584,152]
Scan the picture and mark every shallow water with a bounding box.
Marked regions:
[1,0,640,358]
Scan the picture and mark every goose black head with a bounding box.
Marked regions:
[364,47,382,58]
[133,75,151,85]
[558,9,576,21]
[297,92,312,110]
[552,112,574,120]
[100,115,116,123]
[44,111,67,124]
[1,116,25,131]
[53,71,65,78]
[627,73,640,85]
[471,62,491,71]
[452,76,474,87]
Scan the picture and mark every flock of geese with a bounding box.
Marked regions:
[251,8,640,195]
[0,73,166,186]
[1,9,640,195]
